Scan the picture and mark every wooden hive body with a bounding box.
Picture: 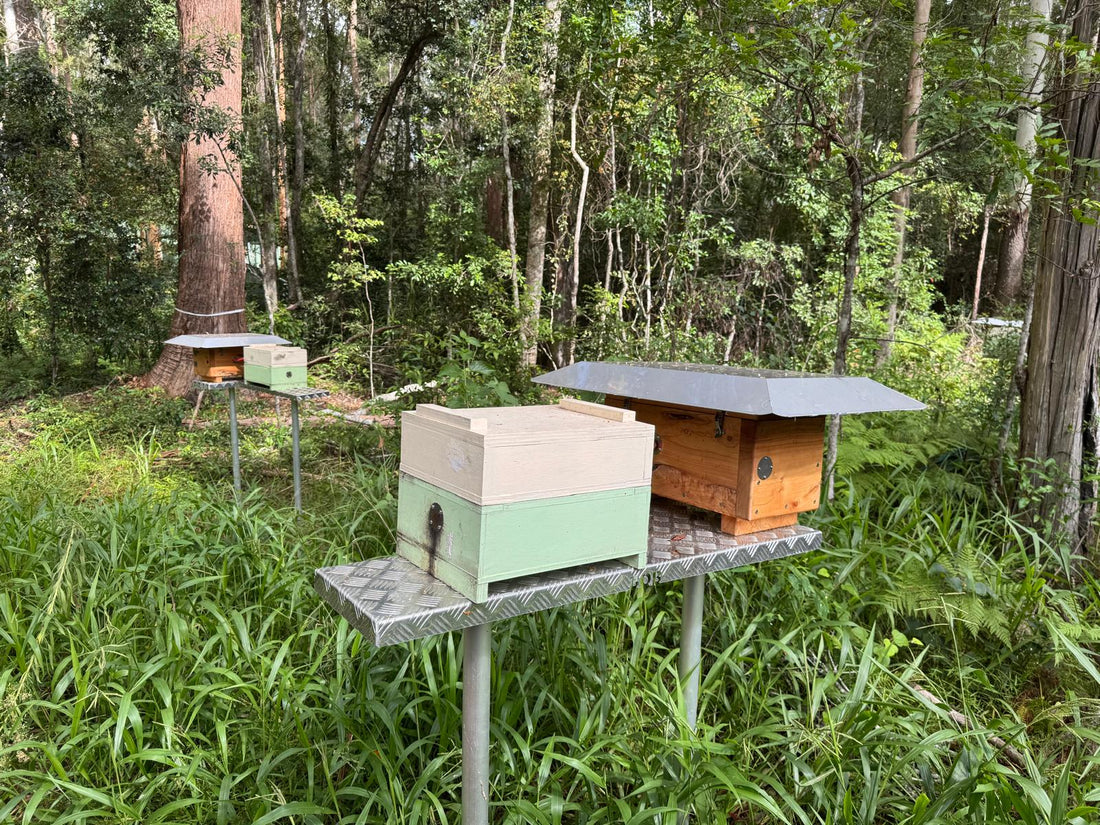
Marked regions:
[194,347,244,381]
[243,345,308,389]
[605,396,824,535]
[396,398,653,602]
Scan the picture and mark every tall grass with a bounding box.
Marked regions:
[2,399,1100,823]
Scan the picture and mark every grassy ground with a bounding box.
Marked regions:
[2,388,1100,824]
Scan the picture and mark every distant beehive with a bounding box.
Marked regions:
[396,399,654,602]
[536,362,924,536]
[165,333,290,382]
[243,345,308,390]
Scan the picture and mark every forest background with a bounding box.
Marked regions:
[4,0,1100,821]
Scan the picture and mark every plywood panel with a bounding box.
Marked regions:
[400,403,653,505]
[396,474,649,602]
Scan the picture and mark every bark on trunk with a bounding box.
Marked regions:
[353,27,437,211]
[143,0,245,396]
[1019,0,1100,550]
[877,0,931,367]
[288,0,305,302]
[825,69,866,501]
[252,0,280,329]
[993,0,1053,309]
[520,0,562,366]
[552,87,588,368]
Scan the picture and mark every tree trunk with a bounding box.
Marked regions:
[553,87,588,367]
[252,0,280,330]
[1019,0,1100,550]
[877,0,931,367]
[288,0,306,303]
[993,0,1053,309]
[825,68,866,501]
[972,180,996,320]
[143,0,245,396]
[3,0,18,60]
[353,27,437,211]
[501,0,519,311]
[521,0,562,366]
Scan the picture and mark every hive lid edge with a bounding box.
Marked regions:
[535,361,926,416]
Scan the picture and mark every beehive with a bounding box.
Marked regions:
[396,399,654,602]
[243,345,308,390]
[165,333,290,382]
[536,362,924,536]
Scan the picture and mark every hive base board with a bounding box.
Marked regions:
[396,474,650,603]
[720,512,799,536]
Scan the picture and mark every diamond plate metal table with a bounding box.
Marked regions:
[194,380,331,511]
[316,500,821,824]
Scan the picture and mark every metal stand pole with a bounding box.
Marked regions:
[228,385,241,492]
[679,574,705,731]
[291,398,302,512]
[677,574,706,824]
[463,623,492,825]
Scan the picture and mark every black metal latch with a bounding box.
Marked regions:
[714,411,726,438]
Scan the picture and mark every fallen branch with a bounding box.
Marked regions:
[910,683,1027,771]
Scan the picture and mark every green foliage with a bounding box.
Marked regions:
[0,387,1098,823]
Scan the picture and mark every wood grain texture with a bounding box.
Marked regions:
[194,348,244,380]
[605,395,825,530]
[557,397,636,422]
[721,512,799,536]
[741,416,825,519]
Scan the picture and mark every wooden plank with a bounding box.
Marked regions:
[741,416,825,520]
[651,467,740,515]
[558,397,636,422]
[720,512,799,536]
[605,396,744,490]
[412,404,489,433]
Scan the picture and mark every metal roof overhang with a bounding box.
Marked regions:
[534,361,925,417]
[165,333,290,348]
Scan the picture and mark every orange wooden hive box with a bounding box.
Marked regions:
[165,333,290,382]
[535,362,924,536]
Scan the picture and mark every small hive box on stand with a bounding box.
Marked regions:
[535,362,924,536]
[396,399,655,602]
[243,345,308,390]
[165,333,291,382]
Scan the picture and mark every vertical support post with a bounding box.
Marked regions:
[463,623,492,825]
[228,384,241,492]
[291,397,302,512]
[679,574,705,731]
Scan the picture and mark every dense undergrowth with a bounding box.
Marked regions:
[2,389,1100,824]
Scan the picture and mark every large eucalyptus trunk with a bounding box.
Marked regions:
[143,0,245,396]
[1019,0,1100,551]
[520,0,562,366]
[993,0,1053,309]
[877,0,931,366]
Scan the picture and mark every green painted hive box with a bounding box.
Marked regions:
[397,399,654,602]
[243,345,308,389]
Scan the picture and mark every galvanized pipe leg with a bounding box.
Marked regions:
[228,385,241,492]
[463,623,492,825]
[679,574,705,731]
[291,397,302,512]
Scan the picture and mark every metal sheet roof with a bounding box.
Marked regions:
[164,333,290,348]
[534,361,925,417]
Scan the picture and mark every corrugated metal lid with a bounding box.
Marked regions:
[534,361,925,417]
[165,333,290,348]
